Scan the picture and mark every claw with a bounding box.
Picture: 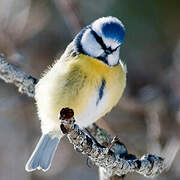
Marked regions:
[84,128,104,148]
[74,147,83,153]
[107,136,120,150]
[107,136,127,156]
[86,157,94,168]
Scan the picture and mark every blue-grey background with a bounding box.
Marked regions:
[0,0,180,180]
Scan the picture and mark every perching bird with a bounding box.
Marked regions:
[25,16,127,172]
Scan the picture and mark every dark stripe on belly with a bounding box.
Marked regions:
[96,79,106,106]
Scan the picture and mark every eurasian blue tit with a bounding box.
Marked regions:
[25,16,126,172]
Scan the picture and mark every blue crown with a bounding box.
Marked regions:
[102,21,125,43]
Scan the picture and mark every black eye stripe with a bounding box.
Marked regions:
[112,44,120,52]
[90,28,107,51]
[90,28,120,55]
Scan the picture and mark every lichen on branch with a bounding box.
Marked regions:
[59,108,166,178]
[0,54,37,97]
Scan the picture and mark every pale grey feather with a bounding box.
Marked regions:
[25,134,60,172]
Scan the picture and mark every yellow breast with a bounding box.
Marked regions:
[35,53,126,131]
[72,54,126,126]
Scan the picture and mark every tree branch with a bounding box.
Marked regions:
[0,54,37,97]
[0,54,166,178]
[59,108,166,178]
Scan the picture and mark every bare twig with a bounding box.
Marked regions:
[0,54,37,97]
[59,108,166,178]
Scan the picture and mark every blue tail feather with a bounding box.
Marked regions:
[25,134,60,172]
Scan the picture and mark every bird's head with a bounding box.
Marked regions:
[74,16,125,66]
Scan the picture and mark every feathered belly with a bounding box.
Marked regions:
[36,76,118,133]
[76,84,109,127]
[50,78,111,128]
[35,58,126,134]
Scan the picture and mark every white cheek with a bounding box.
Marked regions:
[81,29,104,57]
[103,38,120,49]
[107,48,120,66]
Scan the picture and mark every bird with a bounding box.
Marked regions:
[25,16,127,172]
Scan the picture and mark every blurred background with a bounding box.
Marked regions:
[0,0,180,180]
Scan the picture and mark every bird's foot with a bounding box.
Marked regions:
[107,136,128,156]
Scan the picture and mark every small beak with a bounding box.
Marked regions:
[97,44,121,65]
[113,44,121,52]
